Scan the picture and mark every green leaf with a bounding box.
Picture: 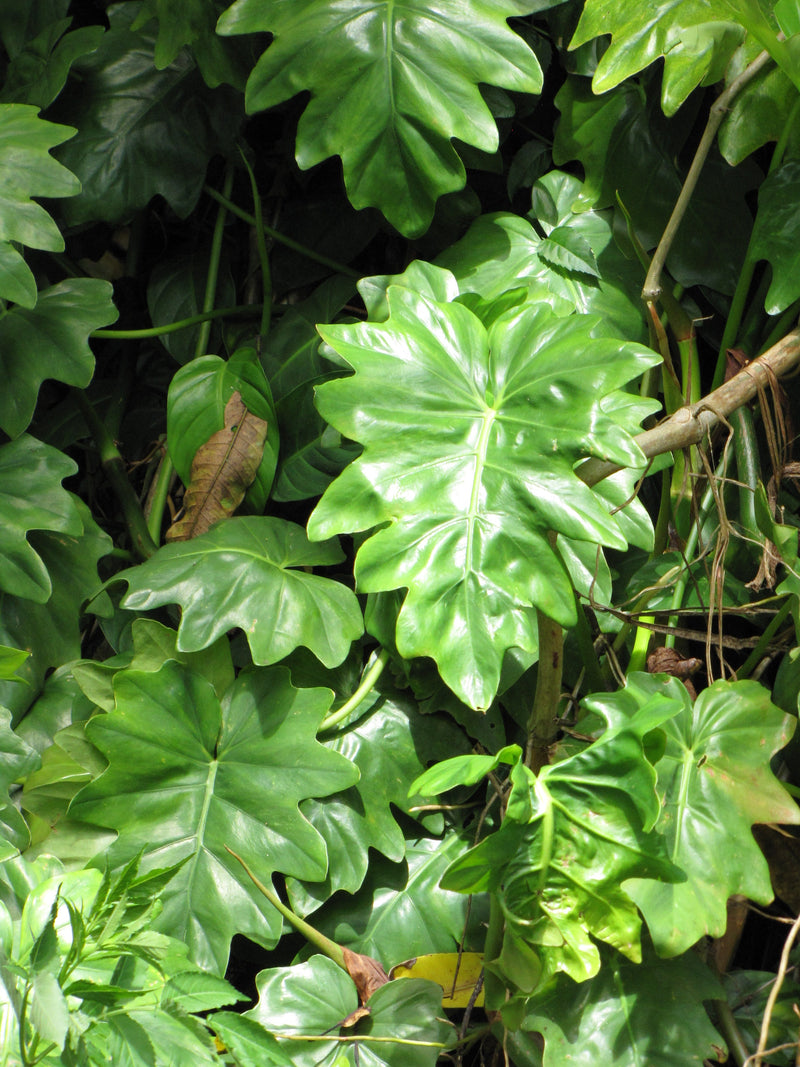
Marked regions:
[289,690,472,907]
[552,76,755,293]
[621,675,800,956]
[70,662,359,972]
[132,0,247,88]
[167,349,279,515]
[146,252,237,365]
[210,1012,293,1066]
[570,0,745,115]
[0,436,82,602]
[309,273,657,708]
[0,706,40,860]
[50,2,241,225]
[0,645,29,681]
[305,835,479,965]
[442,695,683,983]
[718,49,800,165]
[216,0,543,236]
[0,19,105,109]
[749,160,800,314]
[29,969,70,1045]
[117,517,363,668]
[523,945,725,1066]
[162,971,246,1012]
[0,279,118,437]
[437,175,646,340]
[538,225,599,276]
[0,102,78,308]
[247,955,454,1067]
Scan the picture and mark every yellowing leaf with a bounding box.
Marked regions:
[167,391,268,542]
[389,952,484,1008]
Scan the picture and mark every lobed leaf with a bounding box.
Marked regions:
[216,0,543,236]
[309,271,658,708]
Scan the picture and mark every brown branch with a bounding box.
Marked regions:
[579,329,800,489]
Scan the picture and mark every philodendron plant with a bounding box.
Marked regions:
[2,1,800,1065]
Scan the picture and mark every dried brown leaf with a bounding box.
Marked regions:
[167,391,268,542]
[343,945,390,1004]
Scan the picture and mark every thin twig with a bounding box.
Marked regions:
[746,909,800,1066]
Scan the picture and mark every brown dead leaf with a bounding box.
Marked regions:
[337,1005,372,1029]
[647,646,702,700]
[167,391,268,542]
[343,946,390,1004]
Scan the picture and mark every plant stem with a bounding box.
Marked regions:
[144,446,174,545]
[239,148,272,337]
[72,389,158,560]
[225,847,346,970]
[525,605,564,772]
[92,304,262,340]
[736,598,792,680]
[482,894,506,1013]
[196,163,234,359]
[319,647,390,732]
[203,183,361,279]
[642,48,774,303]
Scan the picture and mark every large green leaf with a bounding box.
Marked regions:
[216,0,543,236]
[0,279,118,438]
[570,0,745,115]
[749,160,800,314]
[718,45,800,164]
[618,674,800,956]
[438,694,683,984]
[552,76,755,293]
[146,252,237,365]
[117,516,363,668]
[70,663,359,972]
[0,706,40,860]
[132,0,248,88]
[304,834,479,967]
[51,2,241,225]
[167,349,279,514]
[308,268,658,708]
[0,17,104,110]
[437,177,645,339]
[0,102,78,308]
[523,944,725,1066]
[246,954,454,1067]
[291,688,471,909]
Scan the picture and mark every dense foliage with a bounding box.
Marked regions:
[2,1,800,1064]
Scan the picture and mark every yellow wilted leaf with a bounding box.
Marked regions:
[389,952,484,1008]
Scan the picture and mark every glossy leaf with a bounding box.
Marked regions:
[51,3,240,225]
[70,663,359,972]
[719,50,800,165]
[290,693,471,908]
[0,102,78,308]
[167,392,269,541]
[441,695,683,983]
[167,350,279,515]
[246,954,454,1067]
[749,160,800,314]
[216,0,543,236]
[0,279,118,438]
[309,270,657,708]
[209,1012,293,1066]
[0,707,40,860]
[303,835,479,966]
[118,516,363,668]
[570,0,745,115]
[132,0,247,87]
[438,171,646,339]
[523,944,725,1066]
[620,675,800,956]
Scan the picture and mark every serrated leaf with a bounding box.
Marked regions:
[308,272,657,708]
[70,663,359,972]
[538,225,598,276]
[749,160,800,314]
[441,696,683,983]
[162,971,246,1012]
[216,0,543,236]
[29,970,69,1045]
[118,516,363,668]
[570,0,745,115]
[523,944,725,1066]
[0,102,78,307]
[167,392,269,541]
[50,3,241,225]
[247,955,453,1067]
[620,675,800,956]
[210,1012,293,1066]
[0,279,118,438]
[167,350,279,515]
[289,689,472,908]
